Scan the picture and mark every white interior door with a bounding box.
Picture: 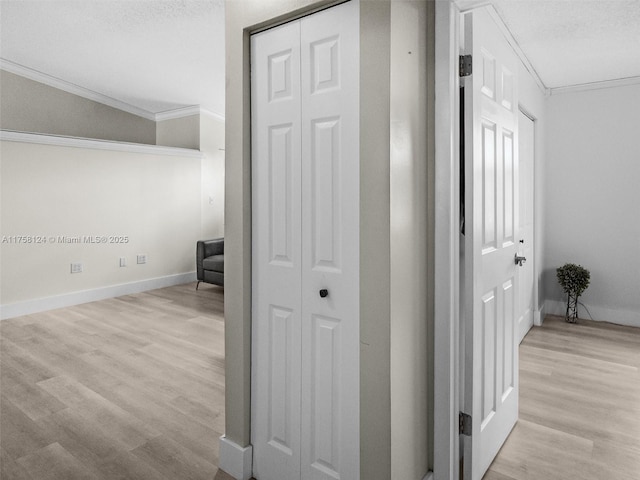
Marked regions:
[462,7,519,480]
[251,2,359,479]
[517,110,535,343]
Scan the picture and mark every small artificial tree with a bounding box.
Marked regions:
[556,263,590,323]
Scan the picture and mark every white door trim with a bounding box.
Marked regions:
[517,105,537,340]
[433,1,462,479]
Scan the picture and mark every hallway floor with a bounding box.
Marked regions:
[484,315,640,480]
[3,288,639,479]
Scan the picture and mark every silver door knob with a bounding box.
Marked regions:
[514,254,526,267]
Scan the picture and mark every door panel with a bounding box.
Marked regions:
[252,20,303,480]
[309,314,342,475]
[463,7,519,480]
[310,117,342,271]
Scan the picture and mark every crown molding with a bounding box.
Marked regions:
[482,6,550,96]
[155,105,202,121]
[0,58,157,121]
[0,130,204,158]
[550,76,640,96]
[1,59,226,123]
[154,106,225,123]
[455,2,549,95]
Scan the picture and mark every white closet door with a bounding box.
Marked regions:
[252,2,359,479]
[251,20,303,480]
[300,2,359,480]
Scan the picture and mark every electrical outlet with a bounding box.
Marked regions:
[70,262,83,274]
[119,257,127,267]
[137,254,147,265]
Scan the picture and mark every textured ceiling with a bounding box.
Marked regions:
[0,0,225,116]
[1,0,639,120]
[492,0,640,88]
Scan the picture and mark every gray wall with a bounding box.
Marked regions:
[156,114,200,149]
[544,84,640,326]
[390,1,432,478]
[0,70,156,144]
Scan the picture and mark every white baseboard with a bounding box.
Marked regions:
[0,272,196,320]
[544,300,640,328]
[219,436,252,480]
[534,304,545,326]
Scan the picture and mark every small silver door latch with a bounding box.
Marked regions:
[514,254,527,266]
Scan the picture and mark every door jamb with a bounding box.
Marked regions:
[517,104,539,332]
[433,1,462,479]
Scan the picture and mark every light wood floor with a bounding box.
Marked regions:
[485,315,640,480]
[3,289,639,480]
[0,282,234,480]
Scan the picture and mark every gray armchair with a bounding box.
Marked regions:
[196,238,224,289]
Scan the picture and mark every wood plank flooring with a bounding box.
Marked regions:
[3,288,639,480]
[0,282,234,480]
[485,315,640,480]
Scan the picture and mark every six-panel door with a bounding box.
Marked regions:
[251,2,360,479]
[463,7,520,480]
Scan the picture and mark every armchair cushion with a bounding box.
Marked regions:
[202,254,224,273]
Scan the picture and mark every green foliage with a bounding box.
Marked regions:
[556,263,591,298]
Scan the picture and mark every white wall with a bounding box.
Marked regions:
[156,112,226,240]
[0,139,202,317]
[544,84,640,326]
[200,114,225,240]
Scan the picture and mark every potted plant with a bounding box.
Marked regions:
[556,263,590,323]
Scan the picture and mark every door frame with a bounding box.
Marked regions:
[434,3,545,479]
[517,105,538,341]
[433,1,462,479]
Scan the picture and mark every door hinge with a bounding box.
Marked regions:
[459,411,472,436]
[459,55,472,77]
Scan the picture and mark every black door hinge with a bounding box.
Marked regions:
[459,411,472,436]
[459,55,472,77]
